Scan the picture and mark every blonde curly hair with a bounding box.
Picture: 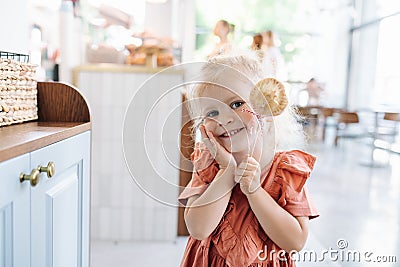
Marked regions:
[185,53,305,151]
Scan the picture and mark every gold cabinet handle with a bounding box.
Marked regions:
[20,169,40,187]
[38,161,56,178]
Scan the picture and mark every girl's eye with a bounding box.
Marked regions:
[206,110,219,117]
[231,101,244,109]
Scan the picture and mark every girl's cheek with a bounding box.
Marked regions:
[242,112,254,122]
[239,111,257,126]
[248,119,260,136]
[240,111,262,135]
[203,119,218,132]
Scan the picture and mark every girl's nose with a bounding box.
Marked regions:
[218,115,234,126]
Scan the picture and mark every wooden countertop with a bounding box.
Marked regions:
[0,82,91,163]
[0,122,91,162]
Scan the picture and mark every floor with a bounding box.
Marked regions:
[91,127,400,267]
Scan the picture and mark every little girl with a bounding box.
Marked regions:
[178,54,319,267]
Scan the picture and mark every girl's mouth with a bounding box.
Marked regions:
[219,127,245,138]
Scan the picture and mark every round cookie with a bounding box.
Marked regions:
[249,78,288,116]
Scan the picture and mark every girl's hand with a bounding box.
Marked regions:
[234,156,261,195]
[199,124,236,170]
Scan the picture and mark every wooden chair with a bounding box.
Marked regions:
[375,112,400,142]
[318,107,336,141]
[366,112,400,155]
[334,111,367,146]
[384,112,400,122]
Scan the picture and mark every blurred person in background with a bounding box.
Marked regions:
[251,33,263,51]
[251,33,265,63]
[305,78,325,106]
[262,30,288,81]
[208,19,235,58]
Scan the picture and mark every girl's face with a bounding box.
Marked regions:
[198,82,262,154]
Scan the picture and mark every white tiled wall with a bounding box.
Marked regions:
[77,70,184,241]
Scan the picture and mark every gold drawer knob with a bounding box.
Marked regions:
[20,169,40,187]
[38,162,56,178]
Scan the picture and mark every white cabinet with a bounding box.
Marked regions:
[0,131,90,267]
[0,154,30,267]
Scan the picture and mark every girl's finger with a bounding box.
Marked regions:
[236,169,255,178]
[234,174,242,183]
[237,161,257,171]
[207,131,226,152]
[237,159,250,169]
[199,125,214,151]
[201,137,215,155]
[246,156,260,165]
[199,125,209,139]
[237,162,257,171]
[206,130,217,144]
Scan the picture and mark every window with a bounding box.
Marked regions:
[374,14,400,106]
[348,0,400,109]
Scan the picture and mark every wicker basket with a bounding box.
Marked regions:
[0,58,38,127]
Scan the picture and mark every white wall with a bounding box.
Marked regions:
[144,0,196,63]
[178,0,195,62]
[0,1,29,54]
[144,1,173,38]
[77,69,183,241]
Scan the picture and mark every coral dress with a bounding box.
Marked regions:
[178,143,319,267]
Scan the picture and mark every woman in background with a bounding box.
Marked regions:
[261,30,287,81]
[208,20,235,58]
[251,33,263,51]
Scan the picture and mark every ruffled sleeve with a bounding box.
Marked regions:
[178,142,219,206]
[273,150,319,219]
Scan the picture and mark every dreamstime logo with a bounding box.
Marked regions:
[257,239,397,263]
